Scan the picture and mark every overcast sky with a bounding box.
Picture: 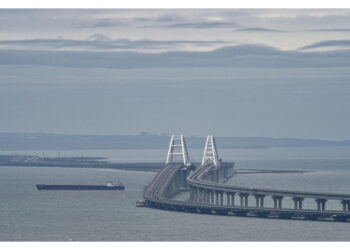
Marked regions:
[1,9,350,140]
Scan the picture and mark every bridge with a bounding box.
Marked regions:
[140,135,350,222]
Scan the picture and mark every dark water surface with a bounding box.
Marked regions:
[1,147,350,241]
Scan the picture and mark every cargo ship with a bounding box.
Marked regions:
[36,181,124,190]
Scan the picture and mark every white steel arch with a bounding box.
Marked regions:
[201,135,220,168]
[165,135,191,166]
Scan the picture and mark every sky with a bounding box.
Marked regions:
[1,9,350,140]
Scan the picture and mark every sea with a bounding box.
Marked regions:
[1,146,350,241]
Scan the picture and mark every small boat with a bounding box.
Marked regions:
[36,181,125,190]
[136,200,146,207]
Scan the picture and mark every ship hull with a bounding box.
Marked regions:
[36,184,124,190]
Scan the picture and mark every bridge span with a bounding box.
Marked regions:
[140,135,350,222]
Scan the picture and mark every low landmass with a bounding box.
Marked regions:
[0,154,163,171]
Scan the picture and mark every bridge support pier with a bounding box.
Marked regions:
[189,187,194,202]
[215,191,219,205]
[315,199,327,211]
[178,169,188,189]
[210,190,215,204]
[239,193,249,207]
[341,200,350,211]
[226,192,230,206]
[219,191,224,205]
[203,189,208,204]
[203,189,207,203]
[199,188,204,203]
[293,197,304,210]
[230,193,235,206]
[226,192,235,206]
[194,187,199,203]
[254,194,265,208]
[272,195,283,209]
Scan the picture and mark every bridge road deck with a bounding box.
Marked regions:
[142,162,350,222]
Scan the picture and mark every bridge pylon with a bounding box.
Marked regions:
[165,135,191,167]
[201,135,221,168]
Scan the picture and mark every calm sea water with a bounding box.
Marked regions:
[1,146,350,241]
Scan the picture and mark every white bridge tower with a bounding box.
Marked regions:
[165,135,191,166]
[201,135,221,168]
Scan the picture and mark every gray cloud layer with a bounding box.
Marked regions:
[310,28,350,32]
[166,21,240,29]
[234,27,283,32]
[300,40,350,50]
[1,44,349,69]
[0,36,231,51]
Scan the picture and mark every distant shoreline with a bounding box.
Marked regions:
[0,164,160,172]
[0,154,163,172]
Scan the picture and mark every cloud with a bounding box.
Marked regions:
[299,40,350,50]
[166,21,240,29]
[309,28,350,32]
[79,18,130,28]
[0,36,232,51]
[234,27,283,32]
[78,14,192,29]
[1,44,350,69]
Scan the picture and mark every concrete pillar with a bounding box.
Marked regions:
[315,199,327,211]
[273,198,277,209]
[342,200,346,211]
[183,170,187,188]
[293,199,298,210]
[189,187,193,202]
[341,200,350,212]
[220,191,224,205]
[226,192,230,206]
[199,189,203,203]
[192,187,198,203]
[293,197,304,210]
[254,194,265,208]
[239,193,249,207]
[215,191,219,205]
[197,188,200,203]
[272,195,283,209]
[230,193,235,206]
[196,188,200,203]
